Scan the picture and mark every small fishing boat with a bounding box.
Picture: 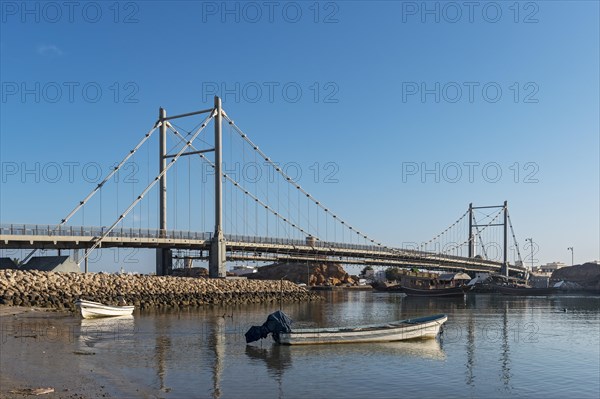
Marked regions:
[494,285,558,296]
[75,299,134,319]
[402,285,472,297]
[246,311,447,345]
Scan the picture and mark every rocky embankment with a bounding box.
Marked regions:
[0,270,321,310]
[247,262,357,286]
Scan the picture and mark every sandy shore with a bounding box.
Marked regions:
[0,306,126,399]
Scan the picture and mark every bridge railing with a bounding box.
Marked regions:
[0,223,212,241]
[1,224,518,269]
[226,234,506,267]
[227,234,386,252]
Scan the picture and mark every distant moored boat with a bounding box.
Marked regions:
[494,285,558,296]
[401,285,472,297]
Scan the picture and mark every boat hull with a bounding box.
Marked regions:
[276,314,447,345]
[371,282,403,292]
[76,300,135,319]
[495,286,558,296]
[402,285,471,297]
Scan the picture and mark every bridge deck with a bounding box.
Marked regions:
[0,224,525,274]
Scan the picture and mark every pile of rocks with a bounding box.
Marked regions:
[247,262,357,286]
[0,270,321,310]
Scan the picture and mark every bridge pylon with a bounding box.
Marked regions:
[157,106,169,276]
[467,201,518,277]
[151,97,226,277]
[209,96,226,277]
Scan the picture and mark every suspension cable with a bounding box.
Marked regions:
[507,210,523,264]
[223,113,387,248]
[421,210,469,249]
[167,125,310,239]
[77,113,214,266]
[61,123,160,227]
[473,219,489,259]
[440,206,505,255]
[22,122,161,264]
[224,112,439,256]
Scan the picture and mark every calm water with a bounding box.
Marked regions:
[3,292,600,398]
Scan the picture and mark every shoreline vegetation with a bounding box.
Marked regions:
[0,270,321,311]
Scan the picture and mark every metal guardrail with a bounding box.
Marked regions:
[226,234,506,267]
[0,223,212,241]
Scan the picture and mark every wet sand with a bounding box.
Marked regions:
[0,306,128,398]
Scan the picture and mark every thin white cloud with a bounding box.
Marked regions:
[37,44,63,57]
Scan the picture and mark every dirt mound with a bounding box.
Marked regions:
[247,262,356,286]
[551,263,600,290]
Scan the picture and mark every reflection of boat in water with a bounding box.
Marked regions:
[246,338,446,366]
[79,314,134,329]
[76,299,135,318]
[245,345,293,374]
[79,315,135,348]
[402,285,472,297]
[246,311,447,345]
[369,339,446,360]
[494,285,558,296]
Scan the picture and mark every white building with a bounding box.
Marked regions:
[541,262,566,272]
[534,261,566,275]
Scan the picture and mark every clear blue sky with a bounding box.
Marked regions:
[1,1,598,272]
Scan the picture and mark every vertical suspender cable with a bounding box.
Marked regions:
[78,114,213,267]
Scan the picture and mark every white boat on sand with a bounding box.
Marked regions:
[246,311,447,345]
[75,299,134,319]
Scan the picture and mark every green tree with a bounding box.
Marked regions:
[385,267,402,281]
[360,266,373,277]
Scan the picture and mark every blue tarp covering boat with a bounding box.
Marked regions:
[245,310,293,343]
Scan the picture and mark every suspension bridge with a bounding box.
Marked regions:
[0,97,527,278]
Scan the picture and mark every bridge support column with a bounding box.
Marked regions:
[156,248,172,276]
[209,233,226,277]
[209,96,226,278]
[159,107,167,238]
[468,203,474,258]
[502,200,508,277]
[155,107,171,276]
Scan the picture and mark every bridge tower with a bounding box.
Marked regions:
[503,200,508,277]
[468,201,510,277]
[154,98,225,277]
[468,203,474,258]
[156,107,172,276]
[209,96,226,277]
